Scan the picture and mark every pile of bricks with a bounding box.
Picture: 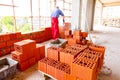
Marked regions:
[60,44,88,66]
[38,43,105,80]
[59,22,71,39]
[47,47,63,61]
[64,30,89,45]
[89,44,105,54]
[72,58,98,80]
[0,27,52,57]
[35,44,45,61]
[38,57,71,80]
[11,39,45,71]
[64,30,72,38]
[83,48,104,72]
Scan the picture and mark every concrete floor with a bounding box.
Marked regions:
[91,26,120,80]
[1,26,120,80]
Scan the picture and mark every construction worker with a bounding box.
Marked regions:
[51,6,65,39]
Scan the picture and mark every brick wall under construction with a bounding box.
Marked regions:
[0,27,52,57]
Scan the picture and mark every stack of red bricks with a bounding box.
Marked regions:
[35,44,45,62]
[0,32,22,57]
[64,30,89,45]
[60,44,87,66]
[47,47,63,61]
[64,30,73,39]
[11,39,45,71]
[59,22,71,39]
[71,49,103,80]
[38,57,71,80]
[38,44,105,80]
[72,58,98,80]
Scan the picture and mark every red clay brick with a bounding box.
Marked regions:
[89,44,105,55]
[18,60,30,71]
[85,49,104,73]
[4,47,11,54]
[73,36,82,44]
[6,40,14,47]
[60,49,66,63]
[22,33,31,40]
[47,47,60,61]
[38,58,51,73]
[11,51,28,62]
[0,33,10,42]
[73,30,81,36]
[16,32,22,39]
[55,63,70,80]
[47,64,56,78]
[36,44,45,59]
[55,68,66,80]
[29,57,36,66]
[65,30,72,36]
[67,38,77,45]
[10,46,14,51]
[72,58,98,80]
[47,60,61,78]
[14,39,36,58]
[64,22,71,27]
[81,32,88,38]
[82,39,87,45]
[0,42,6,48]
[35,47,41,61]
[66,74,76,80]
[0,49,3,57]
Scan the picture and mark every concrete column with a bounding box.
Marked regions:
[71,0,96,32]
[81,0,87,31]
[83,0,96,31]
[71,0,82,30]
[100,3,103,26]
[92,0,103,27]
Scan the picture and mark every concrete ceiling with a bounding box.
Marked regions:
[100,0,120,7]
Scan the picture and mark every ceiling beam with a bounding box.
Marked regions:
[103,1,120,7]
[98,0,103,5]
[0,4,17,7]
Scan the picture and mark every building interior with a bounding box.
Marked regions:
[0,0,120,80]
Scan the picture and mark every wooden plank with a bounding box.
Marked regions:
[38,70,57,80]
[103,1,120,7]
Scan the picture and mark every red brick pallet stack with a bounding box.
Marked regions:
[38,44,105,80]
[11,39,45,71]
